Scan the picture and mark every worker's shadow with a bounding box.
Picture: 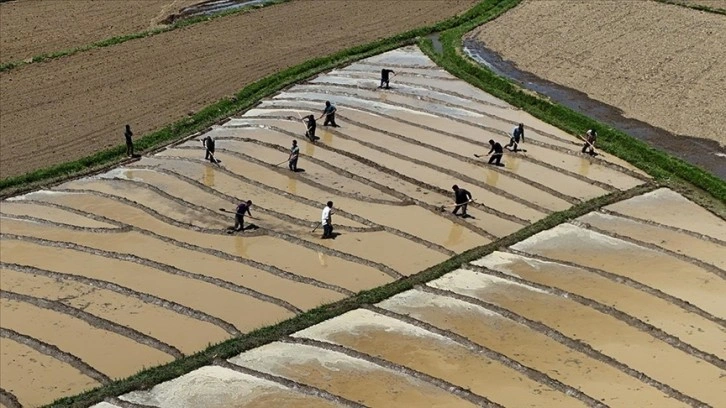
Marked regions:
[293,168,306,173]
[324,232,341,240]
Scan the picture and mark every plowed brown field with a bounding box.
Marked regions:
[0,0,478,179]
[470,0,726,147]
[0,0,201,64]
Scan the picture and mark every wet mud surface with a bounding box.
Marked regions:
[3,47,706,407]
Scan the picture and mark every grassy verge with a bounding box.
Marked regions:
[47,178,658,407]
[654,0,726,15]
[418,9,726,204]
[0,0,509,199]
[0,0,289,73]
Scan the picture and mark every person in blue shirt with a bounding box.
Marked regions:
[319,101,339,127]
[228,200,252,233]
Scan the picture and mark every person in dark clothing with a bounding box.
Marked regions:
[319,101,338,127]
[487,139,504,166]
[124,125,134,157]
[289,140,299,171]
[506,123,524,152]
[451,185,473,216]
[379,69,395,89]
[582,129,597,156]
[321,201,334,239]
[303,115,317,141]
[229,200,253,232]
[201,134,217,163]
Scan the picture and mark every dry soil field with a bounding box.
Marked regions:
[0,0,201,64]
[469,0,726,147]
[0,0,478,179]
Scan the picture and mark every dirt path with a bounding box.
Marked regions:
[0,0,477,179]
[0,0,203,64]
[470,0,726,148]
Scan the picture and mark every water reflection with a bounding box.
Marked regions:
[203,165,215,187]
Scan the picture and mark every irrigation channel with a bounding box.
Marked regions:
[1,46,723,408]
[462,38,726,180]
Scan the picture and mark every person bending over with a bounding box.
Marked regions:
[487,139,504,166]
[452,185,473,217]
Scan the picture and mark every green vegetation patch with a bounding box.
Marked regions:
[418,4,725,204]
[654,0,726,15]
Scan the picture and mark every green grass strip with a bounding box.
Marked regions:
[0,0,507,199]
[418,5,725,204]
[47,181,659,408]
[0,0,289,73]
[654,0,726,15]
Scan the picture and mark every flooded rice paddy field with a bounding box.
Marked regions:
[1,45,703,407]
[108,187,725,408]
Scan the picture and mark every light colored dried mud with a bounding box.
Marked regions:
[474,252,726,358]
[1,218,345,311]
[429,270,726,406]
[294,309,584,407]
[22,192,392,292]
[0,201,116,228]
[578,211,726,271]
[229,342,478,408]
[0,0,478,178]
[1,238,295,331]
[0,268,228,354]
[0,298,173,379]
[605,188,726,241]
[0,0,201,63]
[472,0,726,146]
[378,289,682,407]
[512,223,726,319]
[120,365,342,408]
[0,337,100,408]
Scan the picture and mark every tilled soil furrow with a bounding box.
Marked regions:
[0,387,22,408]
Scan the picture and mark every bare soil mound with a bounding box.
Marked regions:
[0,0,201,64]
[0,0,477,179]
[470,0,726,148]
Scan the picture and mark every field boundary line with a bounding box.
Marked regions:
[0,0,290,73]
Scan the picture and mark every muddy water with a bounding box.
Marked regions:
[224,122,526,238]
[1,238,295,331]
[512,223,726,318]
[169,138,490,251]
[463,40,726,179]
[377,289,682,407]
[120,365,341,408]
[229,342,477,408]
[473,252,726,358]
[276,92,643,191]
[1,219,345,311]
[118,153,366,230]
[0,201,116,228]
[22,192,394,292]
[294,309,584,407]
[0,337,100,408]
[61,179,229,229]
[578,211,726,271]
[605,188,726,241]
[0,298,173,378]
[341,62,458,79]
[0,268,229,354]
[429,269,726,406]
[363,47,438,68]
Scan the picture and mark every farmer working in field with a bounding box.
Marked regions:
[201,134,217,163]
[487,139,504,166]
[288,140,300,172]
[228,200,253,233]
[506,123,525,152]
[321,201,334,239]
[319,101,339,127]
[582,128,598,156]
[452,185,473,217]
[124,124,134,157]
[303,114,317,141]
[379,68,395,89]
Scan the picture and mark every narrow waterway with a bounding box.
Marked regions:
[463,39,726,180]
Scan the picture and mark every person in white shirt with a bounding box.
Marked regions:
[582,129,597,156]
[321,201,334,239]
[505,123,524,152]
